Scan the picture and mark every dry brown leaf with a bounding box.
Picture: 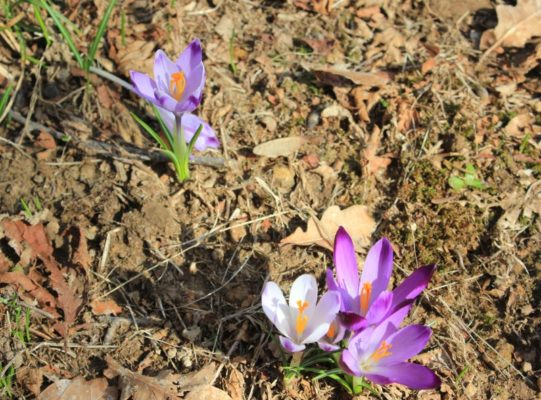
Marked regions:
[293,0,333,14]
[253,137,308,158]
[504,113,537,137]
[421,57,437,75]
[36,131,57,150]
[112,39,155,77]
[224,368,245,400]
[363,126,393,176]
[1,219,84,337]
[312,66,390,88]
[105,356,181,400]
[280,205,376,251]
[494,0,541,48]
[185,385,233,400]
[91,299,123,316]
[38,376,115,400]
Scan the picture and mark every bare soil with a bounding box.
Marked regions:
[0,0,540,399]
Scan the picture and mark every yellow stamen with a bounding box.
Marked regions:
[371,340,392,362]
[295,300,310,336]
[169,71,186,101]
[327,321,336,339]
[296,314,308,336]
[296,300,309,314]
[360,282,372,315]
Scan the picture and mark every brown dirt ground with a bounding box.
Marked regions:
[0,0,540,399]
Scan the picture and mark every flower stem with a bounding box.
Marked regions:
[89,66,135,93]
[174,113,190,181]
[290,351,303,368]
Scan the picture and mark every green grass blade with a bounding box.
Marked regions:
[131,112,169,151]
[229,28,237,74]
[32,3,51,45]
[0,84,13,116]
[84,0,117,71]
[37,0,84,67]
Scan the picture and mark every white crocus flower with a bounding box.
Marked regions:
[262,274,340,353]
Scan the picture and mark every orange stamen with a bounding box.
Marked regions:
[296,300,309,314]
[169,71,186,101]
[327,322,336,339]
[360,282,372,315]
[371,340,392,362]
[295,300,310,336]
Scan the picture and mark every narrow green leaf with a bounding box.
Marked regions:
[0,84,14,116]
[187,123,203,155]
[130,112,169,151]
[32,3,51,45]
[152,105,174,147]
[37,0,84,67]
[84,0,117,71]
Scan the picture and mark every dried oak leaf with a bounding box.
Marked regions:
[1,219,84,337]
[363,126,393,176]
[280,205,376,251]
[91,299,123,316]
[312,66,390,88]
[38,376,116,400]
[293,0,333,14]
[493,0,541,48]
[105,356,181,400]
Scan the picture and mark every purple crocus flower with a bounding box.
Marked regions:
[327,227,435,331]
[130,39,205,114]
[262,274,340,353]
[157,108,220,152]
[340,320,440,389]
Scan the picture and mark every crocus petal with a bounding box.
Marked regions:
[289,274,318,315]
[130,71,157,102]
[154,88,181,113]
[379,325,432,366]
[279,336,305,353]
[261,282,293,339]
[364,290,393,325]
[379,302,413,329]
[302,291,340,343]
[182,62,205,102]
[333,227,360,298]
[180,113,220,150]
[326,268,338,291]
[392,265,436,309]
[154,50,179,92]
[369,362,441,389]
[340,349,362,376]
[174,94,201,114]
[340,312,365,331]
[360,237,393,304]
[176,39,203,74]
[317,341,340,352]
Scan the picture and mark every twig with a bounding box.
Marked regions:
[8,110,225,168]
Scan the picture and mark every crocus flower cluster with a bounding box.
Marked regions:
[130,39,219,180]
[262,227,440,390]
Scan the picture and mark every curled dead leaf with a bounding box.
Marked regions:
[38,376,115,400]
[253,136,308,158]
[280,205,376,251]
[91,299,123,316]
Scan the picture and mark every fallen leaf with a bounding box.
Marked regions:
[91,299,123,316]
[356,5,382,19]
[494,0,541,48]
[421,57,437,75]
[1,219,84,337]
[481,0,541,59]
[224,368,245,400]
[185,386,232,400]
[300,38,336,55]
[280,205,376,251]
[36,131,57,150]
[363,126,393,176]
[105,357,181,400]
[38,376,115,400]
[504,113,535,137]
[293,0,333,14]
[253,136,308,158]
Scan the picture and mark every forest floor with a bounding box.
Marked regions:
[0,0,540,399]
